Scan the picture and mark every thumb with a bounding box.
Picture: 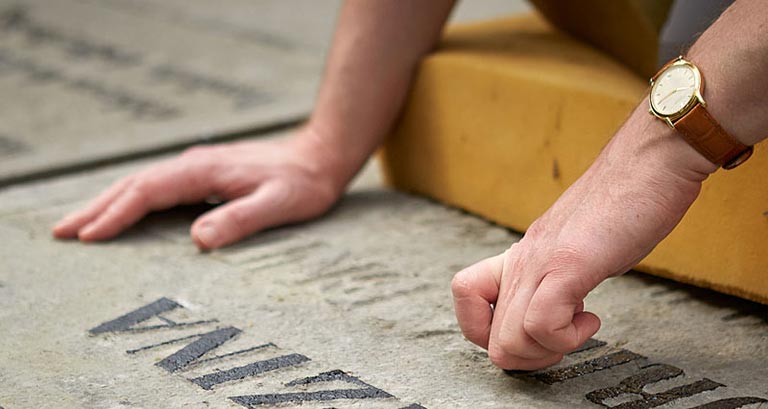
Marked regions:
[451,253,505,349]
[191,181,302,250]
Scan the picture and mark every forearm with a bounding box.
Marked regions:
[601,0,768,186]
[685,0,768,147]
[301,0,456,190]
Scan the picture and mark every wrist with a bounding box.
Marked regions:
[290,124,357,196]
[605,100,718,182]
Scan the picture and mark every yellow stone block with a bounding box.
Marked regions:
[379,14,768,304]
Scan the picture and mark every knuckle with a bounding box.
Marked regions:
[181,145,220,173]
[225,205,251,231]
[271,182,297,209]
[488,348,507,368]
[523,314,548,339]
[450,269,473,298]
[127,179,153,202]
[523,220,546,240]
[488,343,515,368]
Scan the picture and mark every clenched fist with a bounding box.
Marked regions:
[451,106,718,370]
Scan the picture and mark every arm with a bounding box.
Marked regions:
[452,0,768,370]
[53,0,455,249]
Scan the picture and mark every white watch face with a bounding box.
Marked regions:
[651,64,698,116]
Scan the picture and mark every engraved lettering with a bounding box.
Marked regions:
[586,364,724,408]
[89,297,182,334]
[0,6,141,66]
[532,350,645,384]
[191,353,310,390]
[151,64,270,109]
[229,369,394,407]
[154,327,241,373]
[0,50,180,120]
[691,397,768,409]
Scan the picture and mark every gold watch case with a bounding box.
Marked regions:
[648,56,706,127]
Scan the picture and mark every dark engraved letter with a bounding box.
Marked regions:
[190,353,310,390]
[531,349,644,384]
[571,338,608,354]
[89,298,181,334]
[229,369,394,407]
[586,364,724,409]
[155,327,241,372]
[691,397,768,409]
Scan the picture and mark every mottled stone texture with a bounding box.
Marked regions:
[0,157,766,408]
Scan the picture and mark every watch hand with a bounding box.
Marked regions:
[659,86,693,104]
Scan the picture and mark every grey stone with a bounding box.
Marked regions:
[0,0,329,187]
[0,0,530,188]
[0,153,766,409]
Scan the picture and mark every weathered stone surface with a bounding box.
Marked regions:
[0,153,766,408]
[0,0,529,188]
[0,0,330,186]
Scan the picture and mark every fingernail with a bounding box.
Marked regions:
[196,223,220,249]
[54,216,74,229]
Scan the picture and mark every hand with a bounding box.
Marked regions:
[451,105,717,370]
[53,128,346,250]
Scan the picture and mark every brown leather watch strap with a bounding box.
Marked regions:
[674,104,753,169]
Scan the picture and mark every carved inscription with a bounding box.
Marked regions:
[230,369,394,407]
[89,297,767,408]
[89,297,423,408]
[0,5,275,124]
[150,65,270,109]
[507,338,767,408]
[693,397,768,409]
[0,49,180,120]
[586,364,723,408]
[0,6,141,67]
[533,350,645,385]
[192,353,311,390]
[0,134,28,157]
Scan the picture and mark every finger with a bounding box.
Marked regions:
[191,180,303,250]
[52,177,131,238]
[451,253,504,349]
[78,161,216,241]
[523,273,601,353]
[495,351,565,372]
[490,250,556,362]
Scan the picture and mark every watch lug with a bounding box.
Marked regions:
[665,117,675,128]
[696,91,707,107]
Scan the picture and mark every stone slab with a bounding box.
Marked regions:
[0,0,530,188]
[0,148,766,408]
[0,0,335,187]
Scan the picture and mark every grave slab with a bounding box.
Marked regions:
[0,0,334,187]
[0,147,766,409]
[0,0,529,188]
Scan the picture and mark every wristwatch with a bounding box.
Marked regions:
[649,56,753,169]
